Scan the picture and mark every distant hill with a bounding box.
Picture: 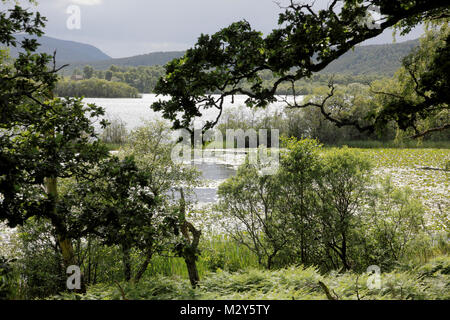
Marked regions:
[6,35,419,77]
[5,35,111,64]
[62,39,418,77]
[321,39,419,76]
[74,51,185,70]
[60,51,185,75]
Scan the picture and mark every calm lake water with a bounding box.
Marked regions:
[85,94,298,204]
[84,94,295,131]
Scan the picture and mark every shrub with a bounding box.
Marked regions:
[359,178,430,271]
[0,256,14,300]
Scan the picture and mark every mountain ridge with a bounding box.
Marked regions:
[4,34,111,63]
[62,39,420,77]
[62,51,186,73]
[321,39,419,75]
[5,35,420,76]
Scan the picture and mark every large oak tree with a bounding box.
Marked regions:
[152,0,449,137]
[0,3,109,271]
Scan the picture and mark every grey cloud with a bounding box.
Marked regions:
[8,0,424,58]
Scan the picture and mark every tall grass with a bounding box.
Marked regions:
[103,143,122,151]
[145,235,260,280]
[100,117,128,145]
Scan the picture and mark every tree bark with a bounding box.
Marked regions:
[87,237,91,284]
[121,243,132,282]
[318,281,338,300]
[57,236,77,267]
[46,177,85,292]
[46,178,76,264]
[181,221,201,288]
[184,252,200,288]
[133,251,153,284]
[179,188,201,288]
[341,232,350,271]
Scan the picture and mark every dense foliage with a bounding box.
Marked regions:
[1,1,448,301]
[217,139,436,272]
[1,1,111,276]
[55,78,140,98]
[50,256,450,300]
[64,64,386,97]
[370,23,450,138]
[151,0,449,137]
[0,255,14,299]
[321,39,419,75]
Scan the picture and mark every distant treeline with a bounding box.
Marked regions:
[68,65,165,94]
[53,39,418,98]
[55,78,140,98]
[65,64,385,97]
[243,71,384,95]
[57,39,419,76]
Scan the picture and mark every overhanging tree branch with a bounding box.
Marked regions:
[152,0,450,135]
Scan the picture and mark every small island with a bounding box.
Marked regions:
[55,78,140,98]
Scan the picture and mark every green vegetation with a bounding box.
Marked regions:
[57,32,431,101]
[326,140,450,149]
[3,125,447,300]
[60,51,185,75]
[100,117,128,145]
[0,256,14,299]
[50,256,449,300]
[216,141,446,273]
[59,35,421,98]
[57,65,166,96]
[213,24,449,144]
[55,78,140,98]
[1,0,448,302]
[66,64,385,96]
[58,36,418,79]
[152,1,449,138]
[321,39,419,76]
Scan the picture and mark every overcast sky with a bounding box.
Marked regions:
[7,0,424,58]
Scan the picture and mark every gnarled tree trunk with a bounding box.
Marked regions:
[179,188,201,288]
[133,251,153,284]
[46,177,85,292]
